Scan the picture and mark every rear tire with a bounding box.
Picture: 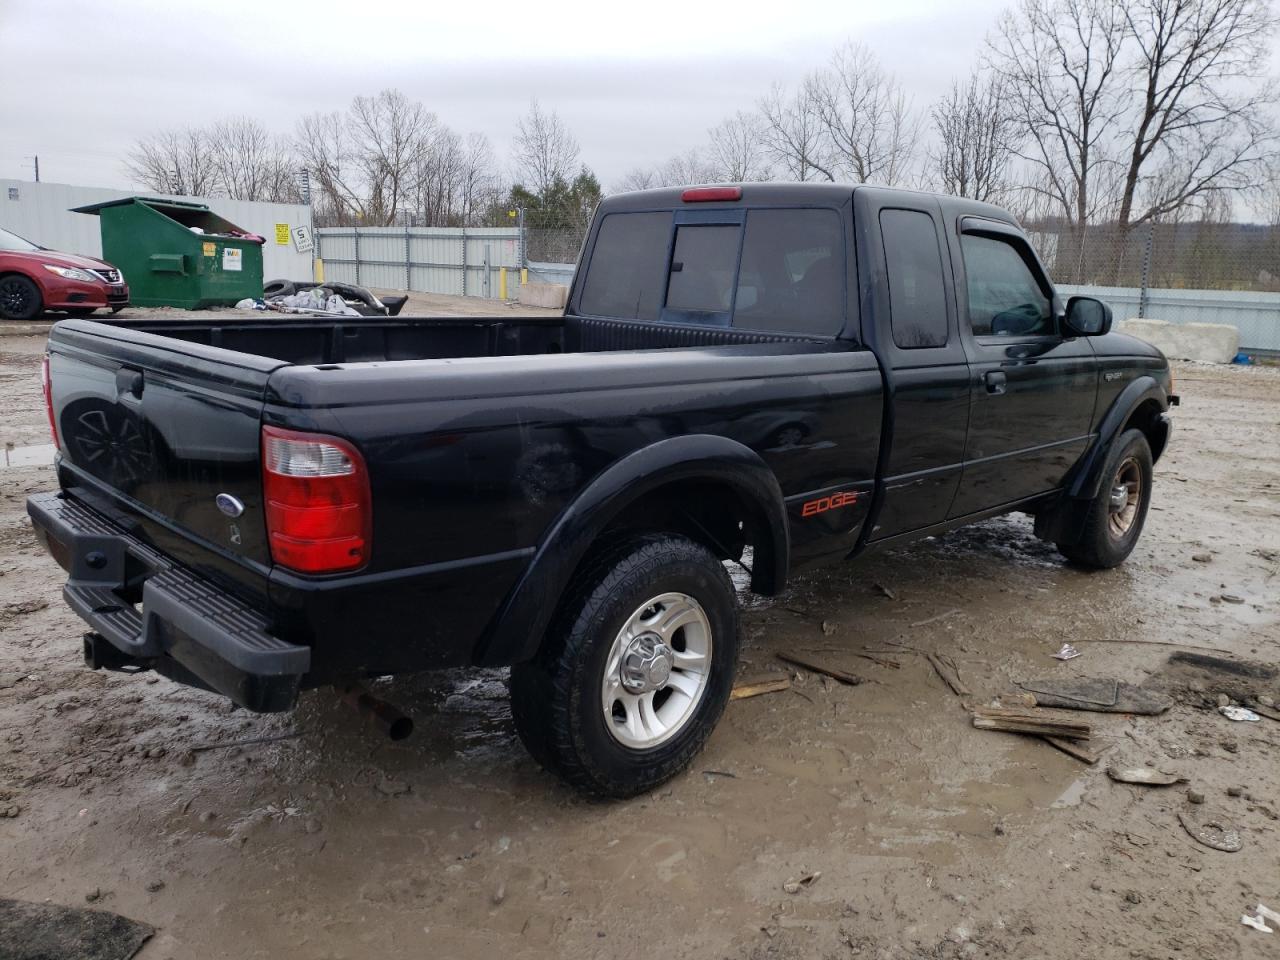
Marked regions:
[1056,428,1153,569]
[510,534,739,798]
[0,275,42,321]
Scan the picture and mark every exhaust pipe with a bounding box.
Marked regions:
[338,682,414,741]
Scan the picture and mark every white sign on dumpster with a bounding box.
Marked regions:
[292,225,314,253]
[222,248,242,272]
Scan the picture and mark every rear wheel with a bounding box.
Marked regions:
[0,275,42,321]
[1056,428,1153,569]
[510,535,739,798]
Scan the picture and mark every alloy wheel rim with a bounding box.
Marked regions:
[601,592,713,749]
[1107,457,1142,539]
[0,279,31,315]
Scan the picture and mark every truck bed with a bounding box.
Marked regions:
[93,313,826,365]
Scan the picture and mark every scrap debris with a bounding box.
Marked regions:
[1178,810,1243,852]
[1105,765,1185,786]
[1018,678,1172,715]
[730,678,791,701]
[1220,705,1261,722]
[971,706,1091,741]
[1242,904,1280,934]
[1051,643,1082,661]
[782,872,821,894]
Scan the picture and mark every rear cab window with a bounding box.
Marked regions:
[578,207,847,337]
[880,209,948,349]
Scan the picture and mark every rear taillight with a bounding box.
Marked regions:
[41,355,60,449]
[262,426,371,574]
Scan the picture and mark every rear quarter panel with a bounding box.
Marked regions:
[264,344,884,674]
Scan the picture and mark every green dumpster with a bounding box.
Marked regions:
[72,197,264,309]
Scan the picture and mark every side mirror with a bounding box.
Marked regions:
[1063,296,1112,337]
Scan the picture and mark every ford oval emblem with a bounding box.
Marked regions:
[215,493,245,518]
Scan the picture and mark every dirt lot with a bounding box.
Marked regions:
[1,313,1278,959]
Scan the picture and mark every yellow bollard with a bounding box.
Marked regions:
[313,258,325,283]
[499,267,508,301]
[521,267,528,286]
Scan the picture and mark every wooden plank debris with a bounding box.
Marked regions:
[730,677,791,701]
[971,706,1091,741]
[926,653,970,697]
[1042,736,1104,764]
[776,652,864,686]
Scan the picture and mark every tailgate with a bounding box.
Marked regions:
[47,320,287,591]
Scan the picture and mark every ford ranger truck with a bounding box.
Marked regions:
[27,184,1175,797]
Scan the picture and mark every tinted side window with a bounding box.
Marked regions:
[579,212,671,320]
[880,209,948,348]
[961,233,1053,337]
[666,225,739,314]
[734,209,843,335]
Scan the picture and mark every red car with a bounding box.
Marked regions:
[0,226,130,321]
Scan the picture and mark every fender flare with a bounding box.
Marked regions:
[475,434,789,666]
[1068,376,1169,501]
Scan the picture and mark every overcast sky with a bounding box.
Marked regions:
[1,0,1012,191]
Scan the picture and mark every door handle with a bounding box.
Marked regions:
[984,371,1007,395]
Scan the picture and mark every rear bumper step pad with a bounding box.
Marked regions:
[27,491,308,712]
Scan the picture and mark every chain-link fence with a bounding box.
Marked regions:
[1026,220,1280,294]
[1026,219,1280,353]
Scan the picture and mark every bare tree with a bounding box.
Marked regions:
[929,71,1022,202]
[348,89,436,224]
[809,42,919,186]
[707,111,772,181]
[614,167,659,192]
[207,117,300,203]
[125,127,219,196]
[987,0,1128,230]
[659,149,718,186]
[512,99,581,196]
[1114,0,1277,229]
[758,82,834,181]
[295,110,369,224]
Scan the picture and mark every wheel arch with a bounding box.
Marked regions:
[475,434,789,666]
[1068,376,1169,501]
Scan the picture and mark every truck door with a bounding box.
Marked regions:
[948,219,1096,517]
[865,202,971,541]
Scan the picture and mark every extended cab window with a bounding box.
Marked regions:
[961,233,1053,337]
[880,209,948,348]
[579,212,671,320]
[734,209,843,335]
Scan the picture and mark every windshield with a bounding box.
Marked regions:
[0,227,41,253]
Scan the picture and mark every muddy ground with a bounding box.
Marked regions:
[1,313,1278,959]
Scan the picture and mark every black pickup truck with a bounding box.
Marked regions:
[28,183,1174,797]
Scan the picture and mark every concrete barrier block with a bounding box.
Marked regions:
[518,282,568,310]
[1115,319,1239,364]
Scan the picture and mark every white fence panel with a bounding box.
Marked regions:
[316,226,522,298]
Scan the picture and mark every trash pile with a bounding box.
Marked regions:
[236,279,407,318]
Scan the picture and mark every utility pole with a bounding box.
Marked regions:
[24,156,39,182]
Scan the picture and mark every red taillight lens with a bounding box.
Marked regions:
[681,186,742,202]
[262,426,371,574]
[41,354,60,449]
